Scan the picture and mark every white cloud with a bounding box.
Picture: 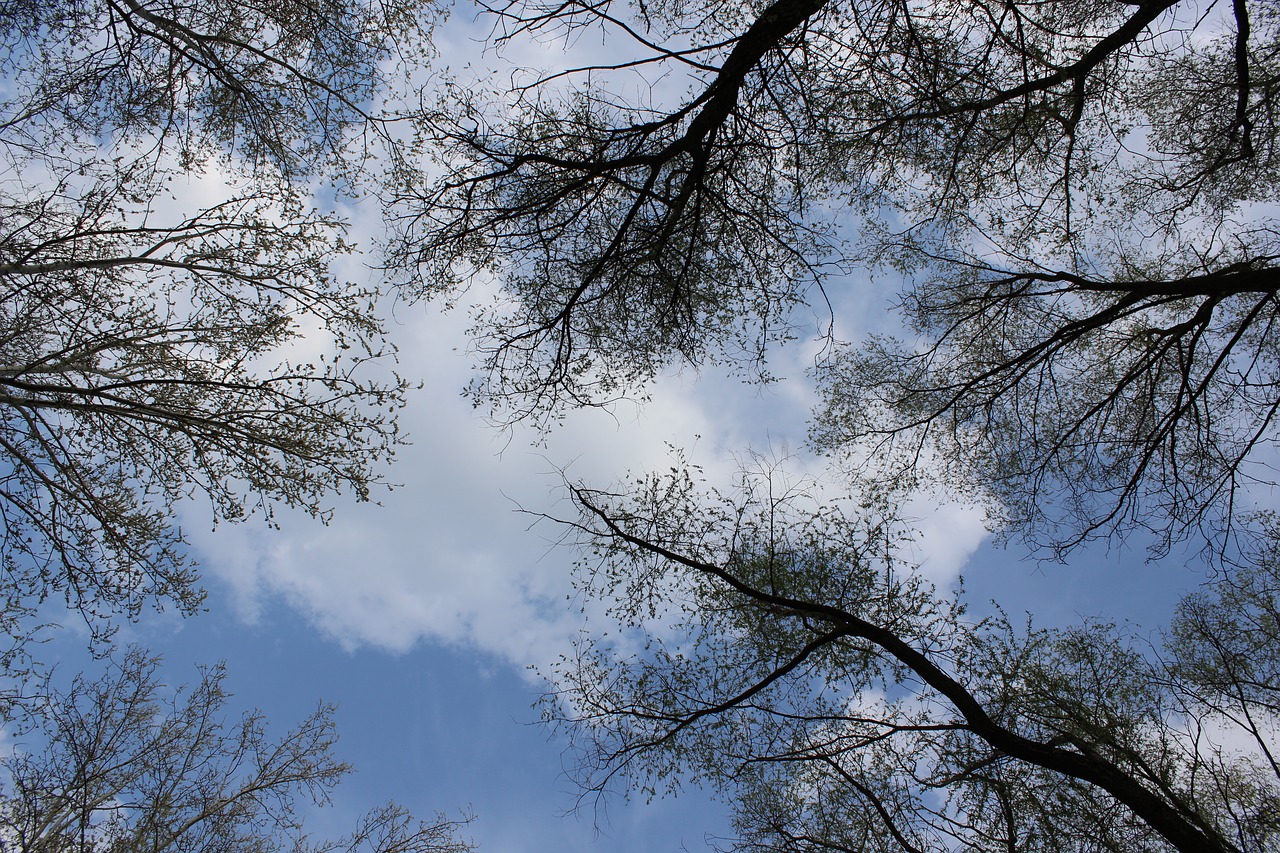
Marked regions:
[177,10,990,676]
[904,497,989,584]
[186,270,988,671]
[185,266,778,671]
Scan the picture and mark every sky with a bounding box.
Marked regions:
[131,208,1207,851]
[12,4,1253,851]
[130,259,1207,851]
[148,312,977,853]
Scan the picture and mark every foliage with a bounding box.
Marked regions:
[0,0,434,646]
[387,0,1280,847]
[0,13,476,852]
[411,0,1280,553]
[544,463,1280,852]
[0,0,431,180]
[0,647,474,853]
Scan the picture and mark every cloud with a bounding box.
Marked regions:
[185,267,989,671]
[175,10,990,671]
[904,497,990,584]
[184,269,777,670]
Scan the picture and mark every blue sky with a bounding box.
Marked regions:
[135,219,1215,851]
[134,239,998,849]
[113,586,734,852]
[135,352,1207,853]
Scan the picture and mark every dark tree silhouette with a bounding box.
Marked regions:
[407,0,1280,553]
[0,648,473,853]
[541,463,1279,852]
[0,0,436,643]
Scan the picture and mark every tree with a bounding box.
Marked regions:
[541,462,1280,852]
[0,647,474,853]
[390,1,1280,847]
[408,0,1280,553]
[0,0,435,647]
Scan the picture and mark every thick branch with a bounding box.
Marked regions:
[571,485,1236,853]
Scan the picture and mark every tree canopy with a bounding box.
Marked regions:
[0,648,473,853]
[6,0,1280,849]
[543,463,1279,852]
[413,0,1280,554]
[397,0,1280,848]
[0,5,467,851]
[0,0,434,647]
